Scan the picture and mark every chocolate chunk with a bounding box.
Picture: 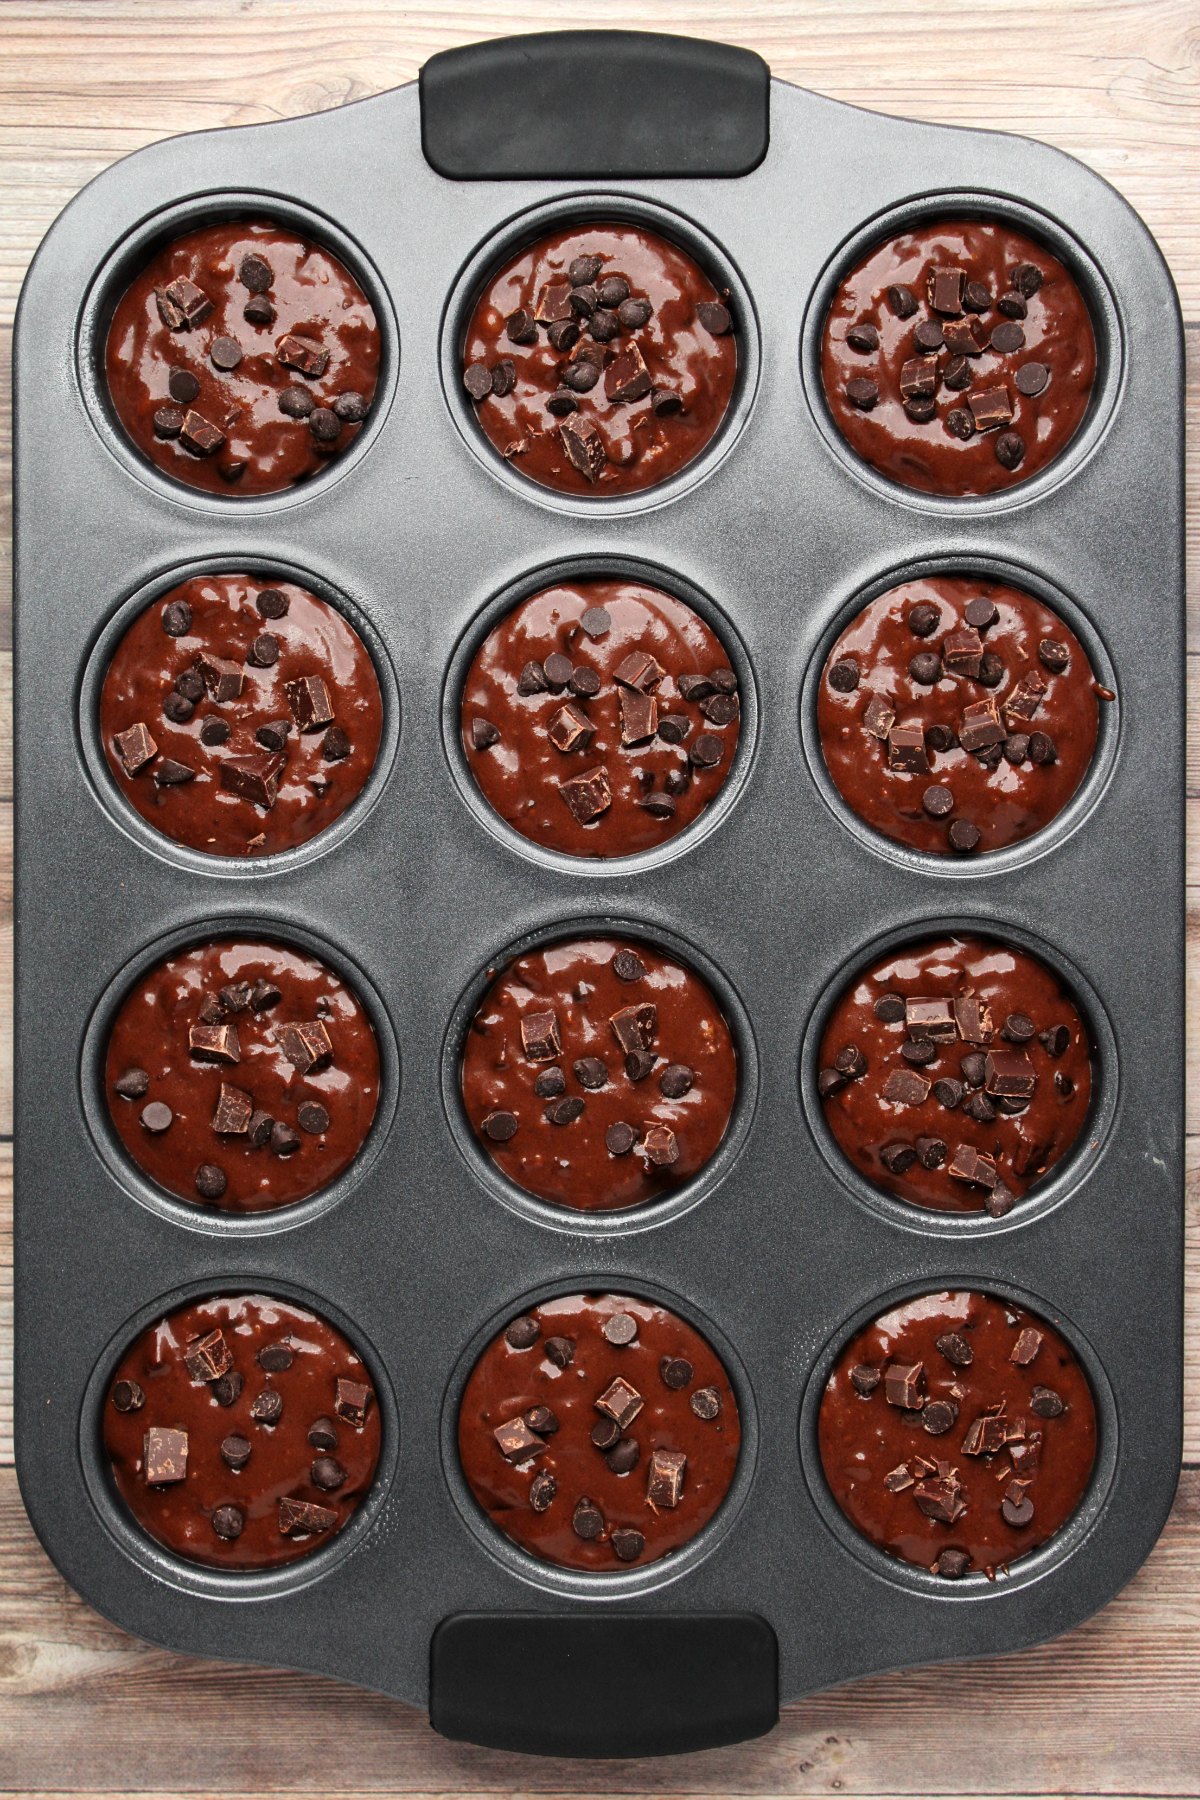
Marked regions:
[179,411,226,456]
[278,1497,338,1536]
[968,387,1014,431]
[140,1100,173,1134]
[595,1377,644,1431]
[946,1143,998,1189]
[547,700,596,753]
[211,1082,253,1135]
[646,1447,687,1508]
[519,1009,561,1062]
[959,698,1005,752]
[282,674,335,734]
[1010,1327,1044,1367]
[905,998,956,1041]
[1004,668,1047,724]
[609,1002,657,1056]
[1016,361,1050,397]
[494,1415,546,1461]
[984,1049,1036,1098]
[559,763,612,823]
[111,1379,145,1412]
[559,415,606,481]
[618,688,658,746]
[899,354,939,398]
[942,318,985,356]
[887,723,929,774]
[334,1377,373,1426]
[144,1426,188,1485]
[273,1019,334,1074]
[277,333,328,378]
[188,1022,241,1065]
[605,343,653,404]
[690,1386,722,1421]
[884,1362,925,1408]
[862,694,896,738]
[194,651,244,704]
[883,1464,914,1493]
[642,1124,679,1167]
[153,758,195,788]
[160,276,212,329]
[882,1068,931,1106]
[194,1162,227,1201]
[113,723,158,777]
[914,1471,966,1524]
[846,376,879,410]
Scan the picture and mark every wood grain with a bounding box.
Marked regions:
[1,2,1197,1794]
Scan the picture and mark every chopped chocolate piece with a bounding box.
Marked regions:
[520,1009,561,1062]
[619,688,658,745]
[959,698,1005,752]
[559,764,612,823]
[547,701,596,753]
[641,1125,678,1166]
[559,415,606,481]
[144,1426,188,1485]
[179,411,226,456]
[884,1363,925,1409]
[159,276,212,329]
[334,1377,373,1427]
[212,1082,253,1135]
[184,1328,233,1383]
[942,318,985,355]
[153,758,195,787]
[494,1415,546,1461]
[646,1447,687,1508]
[984,1049,1037,1098]
[113,722,158,777]
[862,694,895,739]
[947,1143,998,1189]
[1004,667,1048,724]
[605,343,653,403]
[278,1497,338,1536]
[899,354,940,398]
[277,333,328,378]
[273,1019,333,1074]
[914,1471,966,1524]
[882,1069,931,1106]
[1011,1327,1044,1366]
[188,1022,240,1065]
[284,674,335,732]
[887,723,929,774]
[884,1463,914,1492]
[595,1377,644,1430]
[969,386,1014,431]
[609,1002,657,1055]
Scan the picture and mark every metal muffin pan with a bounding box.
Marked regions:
[14,30,1183,1758]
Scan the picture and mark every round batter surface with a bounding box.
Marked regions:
[460,577,741,857]
[460,936,738,1212]
[820,217,1096,496]
[817,575,1103,857]
[816,934,1093,1213]
[462,221,737,497]
[818,1290,1097,1578]
[459,1292,741,1571]
[105,939,380,1212]
[101,573,383,858]
[104,1293,381,1569]
[105,218,380,496]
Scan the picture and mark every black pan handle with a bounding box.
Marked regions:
[419,30,769,180]
[429,1611,778,1756]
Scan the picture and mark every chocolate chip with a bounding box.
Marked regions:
[1011,262,1044,298]
[874,992,905,1024]
[604,1436,639,1475]
[624,1049,657,1083]
[311,1455,348,1492]
[464,362,493,401]
[906,603,940,638]
[152,405,185,439]
[572,1057,609,1091]
[617,297,652,331]
[916,1135,947,1170]
[1038,638,1070,674]
[279,383,315,418]
[828,656,860,692]
[533,1066,566,1099]
[658,1062,694,1100]
[602,1311,638,1347]
[913,319,944,351]
[948,820,981,852]
[588,307,620,343]
[568,255,603,288]
[243,293,276,326]
[572,1498,605,1540]
[990,321,1026,354]
[880,1142,916,1174]
[111,1379,145,1412]
[690,1386,721,1421]
[943,355,972,391]
[545,1095,584,1126]
[1040,1024,1071,1058]
[922,1399,958,1435]
[846,376,878,410]
[850,1364,880,1396]
[919,784,954,819]
[936,1549,971,1579]
[323,726,351,762]
[238,253,273,293]
[221,1433,253,1470]
[210,334,242,371]
[1029,730,1057,765]
[296,1101,330,1136]
[887,284,918,319]
[161,599,192,638]
[114,1066,151,1101]
[1002,1489,1035,1528]
[846,322,879,353]
[932,1077,965,1109]
[505,1315,540,1350]
[904,394,937,423]
[308,406,341,443]
[997,289,1028,319]
[900,1037,937,1067]
[270,1121,300,1157]
[166,368,200,405]
[945,407,975,441]
[963,280,992,312]
[689,732,723,768]
[1031,1385,1065,1418]
[604,1121,636,1156]
[696,299,732,335]
[908,651,942,686]
[194,1162,227,1200]
[141,1100,173,1134]
[995,430,1025,470]
[544,1337,574,1370]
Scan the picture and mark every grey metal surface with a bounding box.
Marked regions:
[12,71,1184,1715]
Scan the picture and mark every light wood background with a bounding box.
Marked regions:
[1,2,1197,1794]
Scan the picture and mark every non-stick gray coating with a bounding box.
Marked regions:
[13,71,1184,1713]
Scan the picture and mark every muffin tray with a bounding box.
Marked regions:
[13,29,1184,1756]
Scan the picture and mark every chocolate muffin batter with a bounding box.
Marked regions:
[819,1290,1097,1579]
[817,934,1093,1214]
[461,577,741,857]
[821,217,1096,496]
[461,221,737,497]
[817,576,1103,857]
[460,936,737,1212]
[104,1293,381,1569]
[105,218,380,496]
[459,1292,740,1572]
[101,573,383,859]
[105,939,380,1212]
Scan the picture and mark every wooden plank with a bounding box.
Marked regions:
[0,1465,1195,1795]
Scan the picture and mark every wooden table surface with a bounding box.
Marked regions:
[1,2,1196,1793]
